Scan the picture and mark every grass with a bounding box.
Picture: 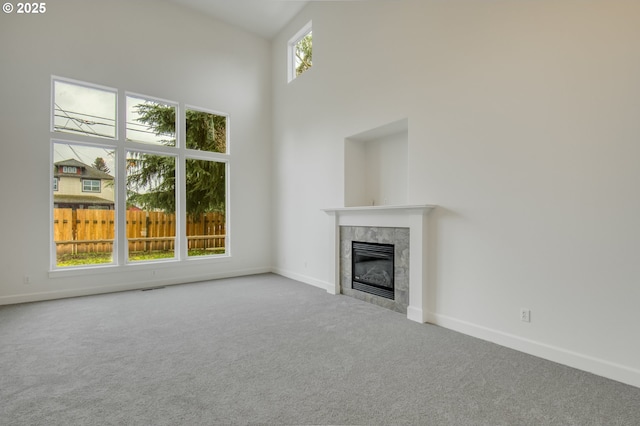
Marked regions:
[57,249,225,267]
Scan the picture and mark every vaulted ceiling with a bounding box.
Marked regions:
[166,0,310,39]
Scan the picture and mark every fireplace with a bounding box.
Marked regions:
[324,205,435,321]
[352,241,395,299]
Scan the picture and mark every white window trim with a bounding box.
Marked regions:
[181,104,231,261]
[287,20,312,83]
[50,138,117,270]
[51,76,118,140]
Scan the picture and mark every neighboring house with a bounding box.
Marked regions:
[53,159,115,210]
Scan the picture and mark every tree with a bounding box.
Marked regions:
[93,157,110,174]
[295,32,312,76]
[126,104,226,215]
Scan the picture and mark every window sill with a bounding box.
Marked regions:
[48,254,232,279]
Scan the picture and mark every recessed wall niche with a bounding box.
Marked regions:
[344,118,408,207]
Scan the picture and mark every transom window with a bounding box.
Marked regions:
[288,21,312,82]
[51,77,229,269]
[53,80,116,139]
[126,95,176,146]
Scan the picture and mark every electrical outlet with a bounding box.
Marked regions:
[520,308,531,322]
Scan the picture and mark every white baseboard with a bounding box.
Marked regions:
[272,271,640,389]
[271,267,333,293]
[427,312,640,389]
[407,306,426,323]
[0,267,272,306]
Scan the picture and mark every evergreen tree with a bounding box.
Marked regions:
[126,104,226,215]
[93,157,110,174]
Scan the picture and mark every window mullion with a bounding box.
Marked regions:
[116,89,127,266]
[177,104,187,260]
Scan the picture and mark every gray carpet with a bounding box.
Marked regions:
[1,273,639,425]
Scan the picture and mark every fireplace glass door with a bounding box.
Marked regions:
[352,241,395,299]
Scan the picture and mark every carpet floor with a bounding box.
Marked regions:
[1,273,639,425]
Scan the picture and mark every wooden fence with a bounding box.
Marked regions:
[53,208,225,255]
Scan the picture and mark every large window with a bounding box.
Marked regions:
[185,158,226,257]
[126,151,177,262]
[51,77,229,269]
[52,142,116,266]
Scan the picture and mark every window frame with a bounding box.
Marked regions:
[51,78,118,140]
[82,179,101,193]
[50,76,231,272]
[182,104,230,260]
[51,138,118,268]
[287,21,313,83]
[125,94,177,147]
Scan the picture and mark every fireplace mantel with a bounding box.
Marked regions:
[323,204,435,323]
[322,204,434,213]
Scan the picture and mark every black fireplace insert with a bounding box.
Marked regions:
[352,241,395,299]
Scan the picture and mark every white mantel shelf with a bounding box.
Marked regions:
[322,204,435,214]
[323,204,436,323]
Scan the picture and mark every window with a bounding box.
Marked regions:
[288,21,312,82]
[52,142,116,267]
[185,108,227,153]
[53,80,116,139]
[51,77,229,269]
[82,179,101,192]
[185,158,226,257]
[126,95,176,146]
[126,151,177,262]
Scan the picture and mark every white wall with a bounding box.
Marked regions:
[345,127,408,207]
[363,132,408,206]
[272,0,640,387]
[0,0,272,302]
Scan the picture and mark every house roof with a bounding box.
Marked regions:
[54,158,114,180]
[53,194,114,205]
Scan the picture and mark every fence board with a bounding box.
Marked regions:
[187,212,225,251]
[54,208,75,254]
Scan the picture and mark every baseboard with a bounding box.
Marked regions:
[427,312,640,389]
[271,267,333,293]
[407,306,426,323]
[271,271,640,388]
[0,266,272,306]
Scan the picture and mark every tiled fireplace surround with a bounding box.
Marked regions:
[340,226,410,314]
[323,205,435,323]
